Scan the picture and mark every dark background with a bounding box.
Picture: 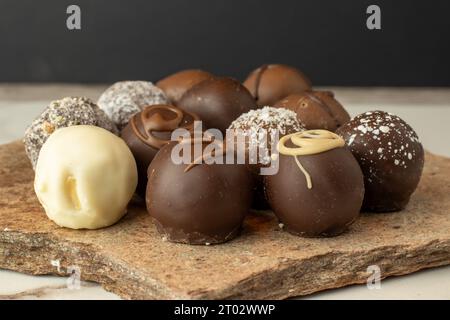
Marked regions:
[1,0,449,86]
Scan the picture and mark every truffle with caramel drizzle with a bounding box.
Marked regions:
[277,130,345,189]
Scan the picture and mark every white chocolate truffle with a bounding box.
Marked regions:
[34,125,138,229]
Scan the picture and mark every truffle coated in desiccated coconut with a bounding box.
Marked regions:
[229,106,304,133]
[97,81,169,129]
[23,96,118,169]
[228,106,305,165]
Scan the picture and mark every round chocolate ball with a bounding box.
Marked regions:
[177,77,256,133]
[97,81,169,130]
[146,139,253,245]
[228,106,305,209]
[121,104,200,197]
[336,111,424,212]
[265,130,364,237]
[34,125,137,230]
[243,64,311,107]
[156,69,215,105]
[274,91,350,131]
[24,97,118,169]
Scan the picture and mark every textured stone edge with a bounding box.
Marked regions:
[0,232,177,299]
[1,231,449,299]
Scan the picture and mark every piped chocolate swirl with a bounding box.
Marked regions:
[121,104,199,196]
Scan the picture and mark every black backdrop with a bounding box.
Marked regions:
[1,0,450,86]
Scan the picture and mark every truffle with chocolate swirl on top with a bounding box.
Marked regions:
[121,104,199,196]
[146,137,253,245]
[265,130,364,237]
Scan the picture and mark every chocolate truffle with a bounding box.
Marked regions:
[243,64,312,106]
[146,139,253,245]
[177,77,256,133]
[34,125,137,229]
[265,130,364,237]
[24,97,118,169]
[274,91,350,131]
[121,104,200,196]
[228,107,305,209]
[97,81,169,129]
[336,111,424,212]
[156,69,215,105]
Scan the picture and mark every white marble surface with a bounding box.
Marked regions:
[0,85,449,300]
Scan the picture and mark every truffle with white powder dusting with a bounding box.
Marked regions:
[229,106,305,209]
[228,106,304,166]
[336,110,424,212]
[97,81,169,129]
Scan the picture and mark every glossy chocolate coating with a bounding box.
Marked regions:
[177,77,256,133]
[228,106,305,209]
[274,91,350,131]
[336,111,424,212]
[265,147,364,237]
[121,104,199,196]
[243,64,312,106]
[156,69,215,105]
[146,140,253,244]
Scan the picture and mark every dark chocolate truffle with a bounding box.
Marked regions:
[228,106,305,209]
[97,81,169,129]
[177,77,256,133]
[121,104,199,196]
[265,130,364,237]
[336,111,424,212]
[243,64,311,107]
[146,139,253,245]
[24,97,118,169]
[156,69,215,105]
[274,91,350,131]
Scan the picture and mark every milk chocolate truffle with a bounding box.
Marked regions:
[243,64,312,106]
[121,104,200,196]
[146,139,253,245]
[336,111,424,212]
[156,69,215,105]
[24,97,118,169]
[177,77,256,133]
[274,91,350,131]
[34,126,138,229]
[228,107,305,209]
[265,130,364,237]
[97,81,169,129]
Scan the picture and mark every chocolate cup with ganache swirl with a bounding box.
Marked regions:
[265,130,365,237]
[121,104,200,197]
